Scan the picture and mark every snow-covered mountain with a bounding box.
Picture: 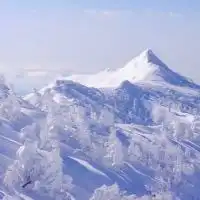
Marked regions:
[66,49,200,89]
[25,49,200,126]
[1,49,200,200]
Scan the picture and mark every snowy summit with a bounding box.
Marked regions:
[66,49,197,89]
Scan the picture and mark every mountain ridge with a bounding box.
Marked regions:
[66,49,200,90]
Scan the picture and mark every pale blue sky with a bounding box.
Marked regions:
[0,0,200,87]
[0,0,199,12]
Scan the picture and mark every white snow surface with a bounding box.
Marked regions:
[65,49,197,90]
[66,49,159,88]
[68,157,109,179]
[2,49,200,200]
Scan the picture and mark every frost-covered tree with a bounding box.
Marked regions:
[103,128,124,167]
[90,184,179,200]
[3,114,75,199]
[0,84,21,122]
[99,108,114,127]
[69,105,92,148]
[89,184,135,200]
[28,88,42,108]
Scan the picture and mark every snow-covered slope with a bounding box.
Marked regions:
[25,73,200,127]
[0,79,46,200]
[2,49,200,200]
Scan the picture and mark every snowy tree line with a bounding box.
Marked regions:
[1,78,200,199]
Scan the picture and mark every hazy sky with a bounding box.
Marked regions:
[0,0,200,86]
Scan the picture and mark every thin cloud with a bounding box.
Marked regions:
[83,9,119,17]
[168,12,183,18]
[83,9,98,15]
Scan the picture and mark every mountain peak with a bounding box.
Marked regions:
[139,48,154,59]
[137,49,162,65]
[66,49,200,89]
